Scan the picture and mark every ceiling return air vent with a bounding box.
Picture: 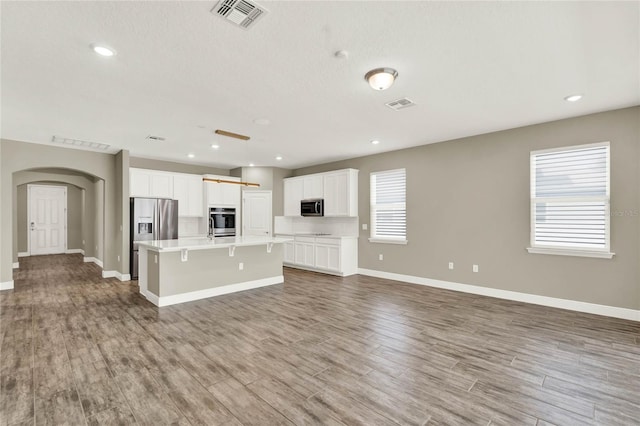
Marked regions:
[385,98,416,111]
[211,0,268,29]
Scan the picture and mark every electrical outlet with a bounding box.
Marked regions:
[82,240,85,245]
[379,254,383,261]
[448,262,454,270]
[362,223,368,230]
[473,264,479,273]
[117,255,120,262]
[239,262,244,270]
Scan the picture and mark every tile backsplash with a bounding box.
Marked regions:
[274,216,358,237]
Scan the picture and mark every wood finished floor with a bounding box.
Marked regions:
[1,254,639,425]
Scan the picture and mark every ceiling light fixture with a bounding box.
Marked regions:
[564,94,583,102]
[371,140,380,145]
[91,44,116,57]
[211,144,220,149]
[275,156,283,161]
[364,67,398,91]
[249,163,255,167]
[187,153,195,158]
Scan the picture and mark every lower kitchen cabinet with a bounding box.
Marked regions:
[315,243,340,272]
[294,237,315,267]
[280,235,357,276]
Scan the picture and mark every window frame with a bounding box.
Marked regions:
[527,141,614,259]
[369,168,408,245]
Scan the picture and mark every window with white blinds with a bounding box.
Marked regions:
[529,142,612,257]
[370,169,407,244]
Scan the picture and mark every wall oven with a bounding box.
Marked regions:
[301,199,324,217]
[209,207,236,237]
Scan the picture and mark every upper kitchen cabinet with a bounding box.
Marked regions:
[130,168,203,217]
[284,178,304,216]
[130,168,173,198]
[323,169,358,217]
[173,174,203,217]
[204,175,241,207]
[302,175,323,199]
[283,169,358,217]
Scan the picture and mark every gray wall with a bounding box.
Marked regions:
[12,170,99,259]
[0,139,128,282]
[130,157,229,175]
[295,107,640,310]
[16,183,83,252]
[95,180,104,263]
[232,166,293,218]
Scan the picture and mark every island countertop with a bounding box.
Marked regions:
[137,235,292,252]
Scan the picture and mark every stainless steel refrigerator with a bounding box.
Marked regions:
[130,197,178,280]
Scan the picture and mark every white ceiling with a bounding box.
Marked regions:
[1,1,638,169]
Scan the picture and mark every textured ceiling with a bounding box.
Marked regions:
[1,1,638,169]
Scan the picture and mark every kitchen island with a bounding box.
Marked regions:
[136,236,292,307]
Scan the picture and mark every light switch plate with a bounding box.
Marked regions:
[362,224,368,230]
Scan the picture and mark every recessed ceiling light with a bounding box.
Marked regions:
[253,118,270,126]
[187,153,195,158]
[275,156,283,161]
[371,140,380,145]
[91,44,116,57]
[249,163,255,167]
[211,144,220,149]
[564,94,583,102]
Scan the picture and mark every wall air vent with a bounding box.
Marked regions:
[385,98,417,111]
[146,135,166,141]
[211,0,268,29]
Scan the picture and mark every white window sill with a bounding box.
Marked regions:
[369,238,408,245]
[527,247,615,259]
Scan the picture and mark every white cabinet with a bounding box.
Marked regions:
[205,176,241,207]
[323,169,358,217]
[173,174,203,217]
[283,169,358,217]
[281,235,357,277]
[284,178,304,216]
[149,174,173,198]
[130,168,202,217]
[284,241,295,263]
[303,175,323,199]
[315,243,341,272]
[294,239,315,267]
[130,169,152,197]
[130,168,173,198]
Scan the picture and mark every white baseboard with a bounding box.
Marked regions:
[84,257,103,268]
[102,270,131,281]
[12,262,19,269]
[143,290,160,306]
[147,275,284,307]
[66,249,85,255]
[0,280,14,291]
[18,252,29,258]
[358,268,640,322]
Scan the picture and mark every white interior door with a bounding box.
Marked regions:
[29,184,67,255]
[242,190,272,237]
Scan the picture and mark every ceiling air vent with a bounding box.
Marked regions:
[146,135,166,141]
[385,98,416,111]
[211,0,268,29]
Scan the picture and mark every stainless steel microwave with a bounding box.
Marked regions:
[301,199,324,217]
